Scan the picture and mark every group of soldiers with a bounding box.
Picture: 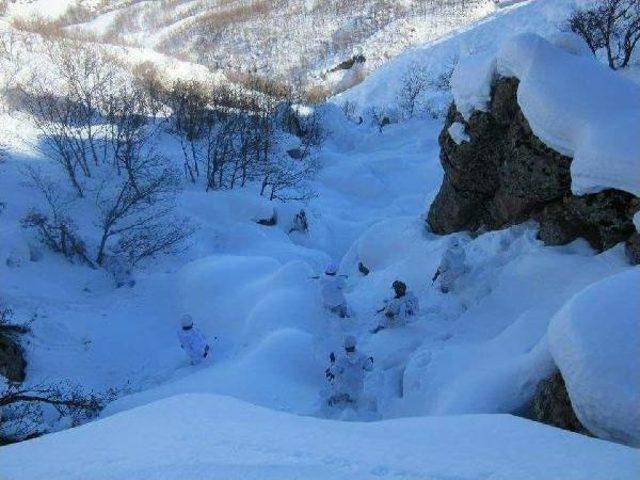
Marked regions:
[175,237,469,412]
[321,237,468,409]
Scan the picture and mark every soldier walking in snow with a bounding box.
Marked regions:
[432,237,467,293]
[371,280,419,333]
[319,263,350,318]
[325,336,373,407]
[177,314,210,365]
[288,209,309,234]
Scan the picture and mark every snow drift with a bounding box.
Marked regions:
[549,268,640,447]
[2,393,639,480]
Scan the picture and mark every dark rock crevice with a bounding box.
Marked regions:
[0,328,27,383]
[427,76,639,261]
[528,370,591,436]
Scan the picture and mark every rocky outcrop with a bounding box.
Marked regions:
[427,77,639,259]
[0,330,26,383]
[530,370,590,436]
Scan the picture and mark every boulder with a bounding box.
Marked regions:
[531,370,590,435]
[0,331,26,383]
[427,77,639,254]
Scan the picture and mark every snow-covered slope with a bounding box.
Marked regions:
[4,0,499,95]
[3,393,639,480]
[336,0,584,113]
[1,0,639,476]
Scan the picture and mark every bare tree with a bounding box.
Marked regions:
[567,0,640,70]
[0,380,112,444]
[21,169,94,266]
[397,62,430,119]
[165,79,211,182]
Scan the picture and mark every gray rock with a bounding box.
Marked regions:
[625,233,640,265]
[0,331,26,383]
[530,370,590,436]
[427,77,638,254]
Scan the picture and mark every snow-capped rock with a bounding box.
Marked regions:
[548,268,640,447]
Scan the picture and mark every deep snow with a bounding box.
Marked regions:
[549,268,640,447]
[1,0,640,477]
[3,393,640,480]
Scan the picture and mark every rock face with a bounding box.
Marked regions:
[530,370,590,436]
[427,77,639,259]
[0,330,26,383]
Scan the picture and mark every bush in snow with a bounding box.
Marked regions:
[165,78,321,200]
[566,0,640,70]
[396,62,430,119]
[0,380,113,444]
[17,42,193,269]
[21,169,94,267]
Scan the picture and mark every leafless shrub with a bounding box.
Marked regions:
[0,380,115,444]
[19,46,193,269]
[566,0,640,70]
[21,169,94,267]
[397,62,430,119]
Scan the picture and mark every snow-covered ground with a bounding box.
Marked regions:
[1,0,639,477]
[3,393,639,480]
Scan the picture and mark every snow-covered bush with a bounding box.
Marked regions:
[396,62,430,119]
[0,380,111,444]
[566,0,640,70]
[16,42,192,269]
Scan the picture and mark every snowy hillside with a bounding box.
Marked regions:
[1,0,640,478]
[3,0,500,96]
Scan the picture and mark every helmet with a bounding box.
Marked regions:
[325,262,338,275]
[392,280,407,296]
[180,314,194,328]
[344,335,357,352]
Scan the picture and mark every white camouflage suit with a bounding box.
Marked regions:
[177,327,210,364]
[326,350,373,406]
[320,274,348,317]
[434,239,467,293]
[380,291,420,328]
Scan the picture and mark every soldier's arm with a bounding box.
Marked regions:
[431,269,441,283]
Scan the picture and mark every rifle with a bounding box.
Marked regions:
[431,269,441,283]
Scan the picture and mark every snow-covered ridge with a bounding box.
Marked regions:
[3,393,640,480]
[452,32,640,198]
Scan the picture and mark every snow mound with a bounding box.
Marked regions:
[3,393,639,480]
[447,121,471,145]
[549,268,640,447]
[452,33,640,197]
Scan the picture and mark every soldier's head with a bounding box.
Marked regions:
[344,335,357,354]
[180,314,194,330]
[392,280,407,298]
[325,262,338,276]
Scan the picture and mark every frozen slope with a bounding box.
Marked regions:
[2,393,639,480]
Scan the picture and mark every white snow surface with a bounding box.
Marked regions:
[1,0,640,476]
[447,121,471,144]
[3,393,639,480]
[549,268,640,447]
